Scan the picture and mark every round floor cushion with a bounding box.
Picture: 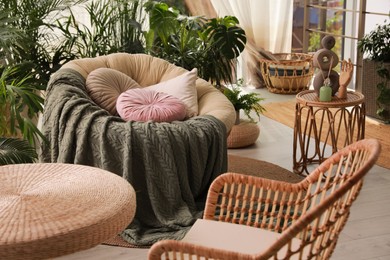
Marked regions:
[0,163,136,260]
[227,121,260,148]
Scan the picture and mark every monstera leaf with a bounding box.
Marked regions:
[212,25,246,59]
[204,16,247,59]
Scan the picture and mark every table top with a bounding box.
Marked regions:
[296,90,365,108]
[0,163,136,260]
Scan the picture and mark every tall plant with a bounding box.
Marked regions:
[0,10,45,164]
[0,0,84,85]
[55,0,147,58]
[0,64,45,144]
[358,20,390,119]
[145,1,246,87]
[200,15,247,86]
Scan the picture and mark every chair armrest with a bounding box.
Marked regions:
[148,240,250,260]
[204,172,306,233]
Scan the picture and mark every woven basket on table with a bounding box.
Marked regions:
[259,53,314,94]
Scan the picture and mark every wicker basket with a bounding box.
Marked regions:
[260,53,314,94]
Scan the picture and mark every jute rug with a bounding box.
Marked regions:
[103,154,303,248]
[262,100,390,169]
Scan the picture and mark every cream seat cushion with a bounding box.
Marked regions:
[62,53,236,132]
[176,219,307,259]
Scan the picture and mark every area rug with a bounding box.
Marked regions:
[103,154,303,248]
[262,100,390,169]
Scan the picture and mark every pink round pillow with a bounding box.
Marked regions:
[116,88,187,122]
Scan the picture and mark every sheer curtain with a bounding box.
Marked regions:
[210,0,293,87]
[185,0,217,18]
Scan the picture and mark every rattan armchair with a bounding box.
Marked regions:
[148,138,381,260]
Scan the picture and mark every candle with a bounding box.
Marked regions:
[319,85,332,102]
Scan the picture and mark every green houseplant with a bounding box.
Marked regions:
[0,0,84,86]
[358,20,390,121]
[54,0,148,58]
[0,10,43,164]
[223,79,266,125]
[144,1,246,87]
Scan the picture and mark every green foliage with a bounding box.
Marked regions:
[200,16,246,86]
[55,0,147,58]
[376,64,390,120]
[0,138,38,165]
[144,1,203,68]
[0,64,45,145]
[358,20,390,120]
[358,20,390,62]
[0,7,46,164]
[145,1,246,87]
[203,16,246,59]
[0,0,84,85]
[223,80,266,123]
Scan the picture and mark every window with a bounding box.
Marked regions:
[292,0,389,90]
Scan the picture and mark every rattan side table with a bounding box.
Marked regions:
[293,90,365,176]
[0,163,136,260]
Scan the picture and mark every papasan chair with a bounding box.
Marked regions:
[39,53,236,246]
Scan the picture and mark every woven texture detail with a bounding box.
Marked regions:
[0,163,136,260]
[361,60,390,121]
[40,69,228,246]
[227,121,260,148]
[296,89,364,108]
[260,53,314,94]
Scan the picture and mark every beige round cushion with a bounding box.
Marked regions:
[0,163,136,260]
[86,68,141,115]
[62,53,236,132]
[227,121,260,148]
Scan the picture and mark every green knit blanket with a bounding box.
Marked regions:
[39,69,227,246]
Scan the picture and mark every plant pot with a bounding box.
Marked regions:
[235,111,240,125]
[360,59,390,121]
[227,120,260,148]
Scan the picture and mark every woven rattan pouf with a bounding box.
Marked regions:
[227,121,260,148]
[0,163,136,260]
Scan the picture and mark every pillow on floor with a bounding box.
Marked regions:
[86,68,141,115]
[146,68,198,118]
[116,88,187,122]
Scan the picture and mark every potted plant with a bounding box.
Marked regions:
[223,79,266,148]
[358,20,390,122]
[144,1,246,87]
[223,79,266,125]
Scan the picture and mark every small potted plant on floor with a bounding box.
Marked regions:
[223,79,266,148]
[358,20,390,122]
[223,79,266,125]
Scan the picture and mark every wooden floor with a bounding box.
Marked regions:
[57,88,390,260]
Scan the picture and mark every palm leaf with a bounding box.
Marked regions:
[0,138,37,165]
